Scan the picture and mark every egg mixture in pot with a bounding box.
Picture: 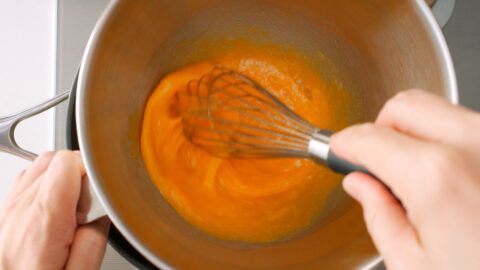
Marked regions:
[141,41,354,243]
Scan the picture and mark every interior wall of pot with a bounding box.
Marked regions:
[79,0,452,269]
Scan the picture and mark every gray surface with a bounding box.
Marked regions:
[443,1,480,111]
[55,0,111,149]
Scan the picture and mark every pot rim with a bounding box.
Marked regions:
[76,0,458,269]
[77,1,177,267]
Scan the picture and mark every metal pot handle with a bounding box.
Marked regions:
[425,0,436,7]
[0,91,70,160]
[426,0,456,28]
[0,91,106,224]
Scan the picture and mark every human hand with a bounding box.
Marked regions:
[331,90,480,270]
[0,151,110,270]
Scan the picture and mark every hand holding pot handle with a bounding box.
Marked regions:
[0,151,110,269]
[0,92,107,224]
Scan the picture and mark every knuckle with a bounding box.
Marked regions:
[378,94,407,122]
[15,169,27,180]
[402,88,425,97]
[36,201,75,234]
[392,90,416,102]
[1,200,18,215]
[34,198,49,216]
[334,123,376,146]
[49,150,76,169]
[37,151,55,162]
[448,110,480,149]
[392,89,424,104]
[393,89,426,103]
[382,90,418,115]
[54,150,76,161]
[378,89,428,124]
[422,146,462,200]
[39,151,55,157]
[354,123,376,136]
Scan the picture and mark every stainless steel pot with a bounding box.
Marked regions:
[1,0,457,269]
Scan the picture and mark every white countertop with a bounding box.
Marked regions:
[0,1,56,199]
[0,2,135,269]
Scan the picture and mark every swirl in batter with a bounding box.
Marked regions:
[141,42,353,242]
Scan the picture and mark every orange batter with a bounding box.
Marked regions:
[141,41,353,242]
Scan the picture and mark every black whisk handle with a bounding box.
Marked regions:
[326,150,371,176]
[312,129,372,176]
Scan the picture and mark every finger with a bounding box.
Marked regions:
[36,151,86,221]
[377,89,480,147]
[343,172,420,267]
[17,151,55,191]
[330,124,427,202]
[6,152,54,201]
[3,169,26,202]
[65,217,110,270]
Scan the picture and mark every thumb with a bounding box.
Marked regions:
[343,173,420,268]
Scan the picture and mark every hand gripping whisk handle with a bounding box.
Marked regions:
[308,130,371,176]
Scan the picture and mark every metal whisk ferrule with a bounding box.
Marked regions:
[307,131,331,163]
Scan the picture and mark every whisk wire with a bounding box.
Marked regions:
[184,113,309,150]
[213,90,312,138]
[182,66,318,158]
[209,72,316,138]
